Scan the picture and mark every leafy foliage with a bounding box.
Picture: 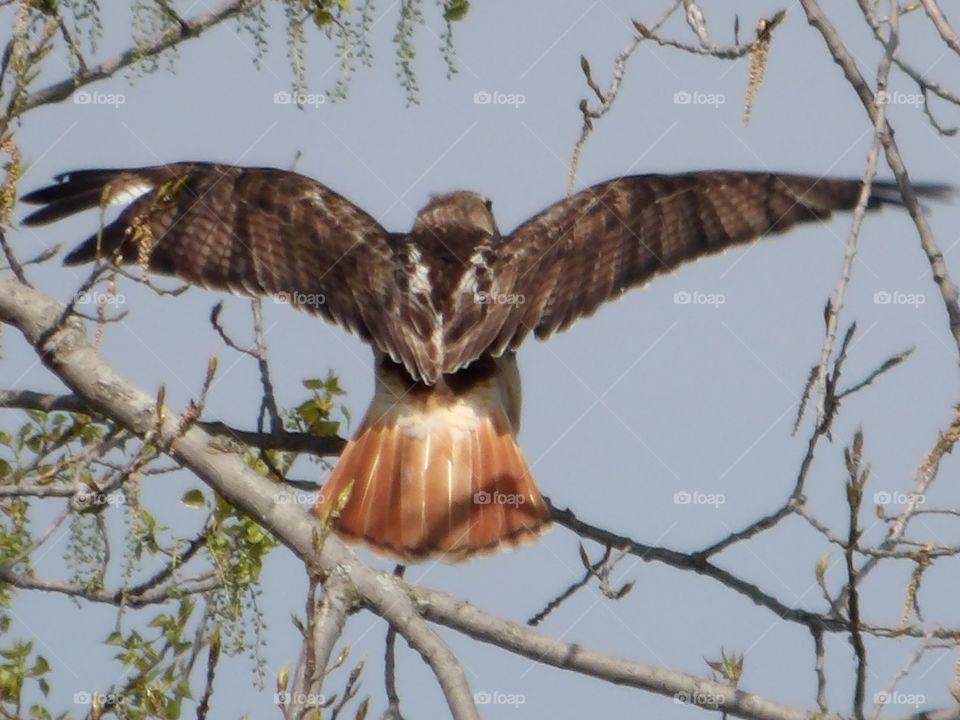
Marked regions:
[0,369,348,717]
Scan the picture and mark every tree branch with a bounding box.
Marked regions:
[0,389,347,456]
[0,276,478,720]
[800,0,960,357]
[13,0,257,116]
[415,585,844,720]
[921,0,960,56]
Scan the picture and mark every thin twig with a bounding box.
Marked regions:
[11,0,257,116]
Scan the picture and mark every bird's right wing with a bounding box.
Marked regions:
[477,171,950,357]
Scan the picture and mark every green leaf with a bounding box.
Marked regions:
[29,656,49,676]
[313,9,335,27]
[444,0,470,21]
[181,489,206,509]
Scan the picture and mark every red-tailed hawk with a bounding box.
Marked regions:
[21,164,948,561]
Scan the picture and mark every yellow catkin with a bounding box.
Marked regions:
[900,546,931,627]
[743,12,785,124]
[0,135,21,227]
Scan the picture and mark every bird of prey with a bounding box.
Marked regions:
[21,163,948,561]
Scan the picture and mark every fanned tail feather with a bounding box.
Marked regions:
[314,354,550,561]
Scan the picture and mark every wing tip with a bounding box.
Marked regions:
[868,180,955,208]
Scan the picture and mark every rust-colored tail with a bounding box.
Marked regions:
[313,353,551,561]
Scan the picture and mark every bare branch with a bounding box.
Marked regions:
[288,571,355,720]
[0,389,347,455]
[920,0,960,55]
[801,0,960,357]
[12,0,257,117]
[383,565,406,720]
[814,67,892,429]
[0,566,219,606]
[548,498,845,633]
[416,585,845,720]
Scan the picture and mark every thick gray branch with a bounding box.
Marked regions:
[415,587,843,720]
[0,277,478,720]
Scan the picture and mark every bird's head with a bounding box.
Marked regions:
[413,191,499,238]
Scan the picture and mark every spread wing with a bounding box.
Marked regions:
[21,163,442,380]
[477,171,951,356]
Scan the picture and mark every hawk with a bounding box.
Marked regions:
[20,163,948,561]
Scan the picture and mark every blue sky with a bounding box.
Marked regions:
[4,1,960,717]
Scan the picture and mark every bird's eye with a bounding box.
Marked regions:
[484,198,493,212]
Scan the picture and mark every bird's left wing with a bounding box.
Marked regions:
[21,163,444,381]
